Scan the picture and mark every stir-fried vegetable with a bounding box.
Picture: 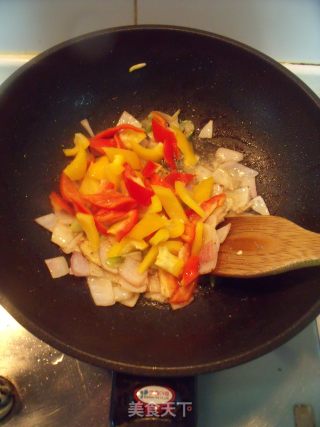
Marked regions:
[36,109,269,309]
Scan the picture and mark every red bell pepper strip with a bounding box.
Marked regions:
[93,124,145,140]
[114,132,124,148]
[89,137,116,155]
[94,219,109,236]
[94,209,128,225]
[152,118,179,169]
[108,209,139,241]
[84,190,137,211]
[141,160,160,178]
[49,191,74,215]
[148,173,171,188]
[181,222,196,244]
[123,164,154,206]
[150,111,167,126]
[164,171,194,187]
[169,281,197,304]
[59,173,91,214]
[182,255,199,287]
[187,194,226,222]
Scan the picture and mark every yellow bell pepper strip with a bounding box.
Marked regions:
[129,213,168,240]
[146,195,162,213]
[138,245,159,273]
[129,140,164,162]
[191,221,204,256]
[87,156,110,180]
[79,176,102,195]
[192,177,214,203]
[160,240,183,254]
[76,213,100,251]
[170,125,198,167]
[108,237,148,258]
[89,155,126,188]
[155,246,184,278]
[63,148,87,181]
[175,181,205,218]
[118,129,146,149]
[63,133,90,157]
[149,229,170,246]
[151,185,187,222]
[103,147,141,170]
[158,269,179,298]
[166,218,185,238]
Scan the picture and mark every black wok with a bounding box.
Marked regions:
[0,26,320,392]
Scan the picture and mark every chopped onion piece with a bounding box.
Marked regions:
[89,263,105,277]
[129,63,146,72]
[216,223,231,244]
[242,176,257,198]
[145,292,167,303]
[113,286,134,302]
[180,120,194,138]
[194,165,214,180]
[120,293,140,307]
[205,213,217,229]
[99,237,118,273]
[199,241,219,274]
[61,233,84,254]
[103,269,147,293]
[212,183,224,195]
[117,111,142,128]
[87,276,115,306]
[70,252,89,276]
[80,118,94,137]
[148,272,161,293]
[212,168,234,190]
[199,120,213,139]
[119,256,147,287]
[251,196,270,215]
[51,223,75,249]
[118,280,147,294]
[222,162,258,181]
[215,147,243,163]
[55,212,74,225]
[35,213,56,232]
[45,256,69,278]
[226,187,250,213]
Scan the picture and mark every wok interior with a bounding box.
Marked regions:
[0,27,319,375]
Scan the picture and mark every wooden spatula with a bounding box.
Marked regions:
[214,216,320,278]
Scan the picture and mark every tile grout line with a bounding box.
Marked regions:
[134,0,138,25]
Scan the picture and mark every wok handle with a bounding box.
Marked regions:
[109,372,197,426]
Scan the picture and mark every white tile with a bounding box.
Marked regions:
[137,0,320,62]
[0,0,134,53]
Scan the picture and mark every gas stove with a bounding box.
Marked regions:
[0,59,319,427]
